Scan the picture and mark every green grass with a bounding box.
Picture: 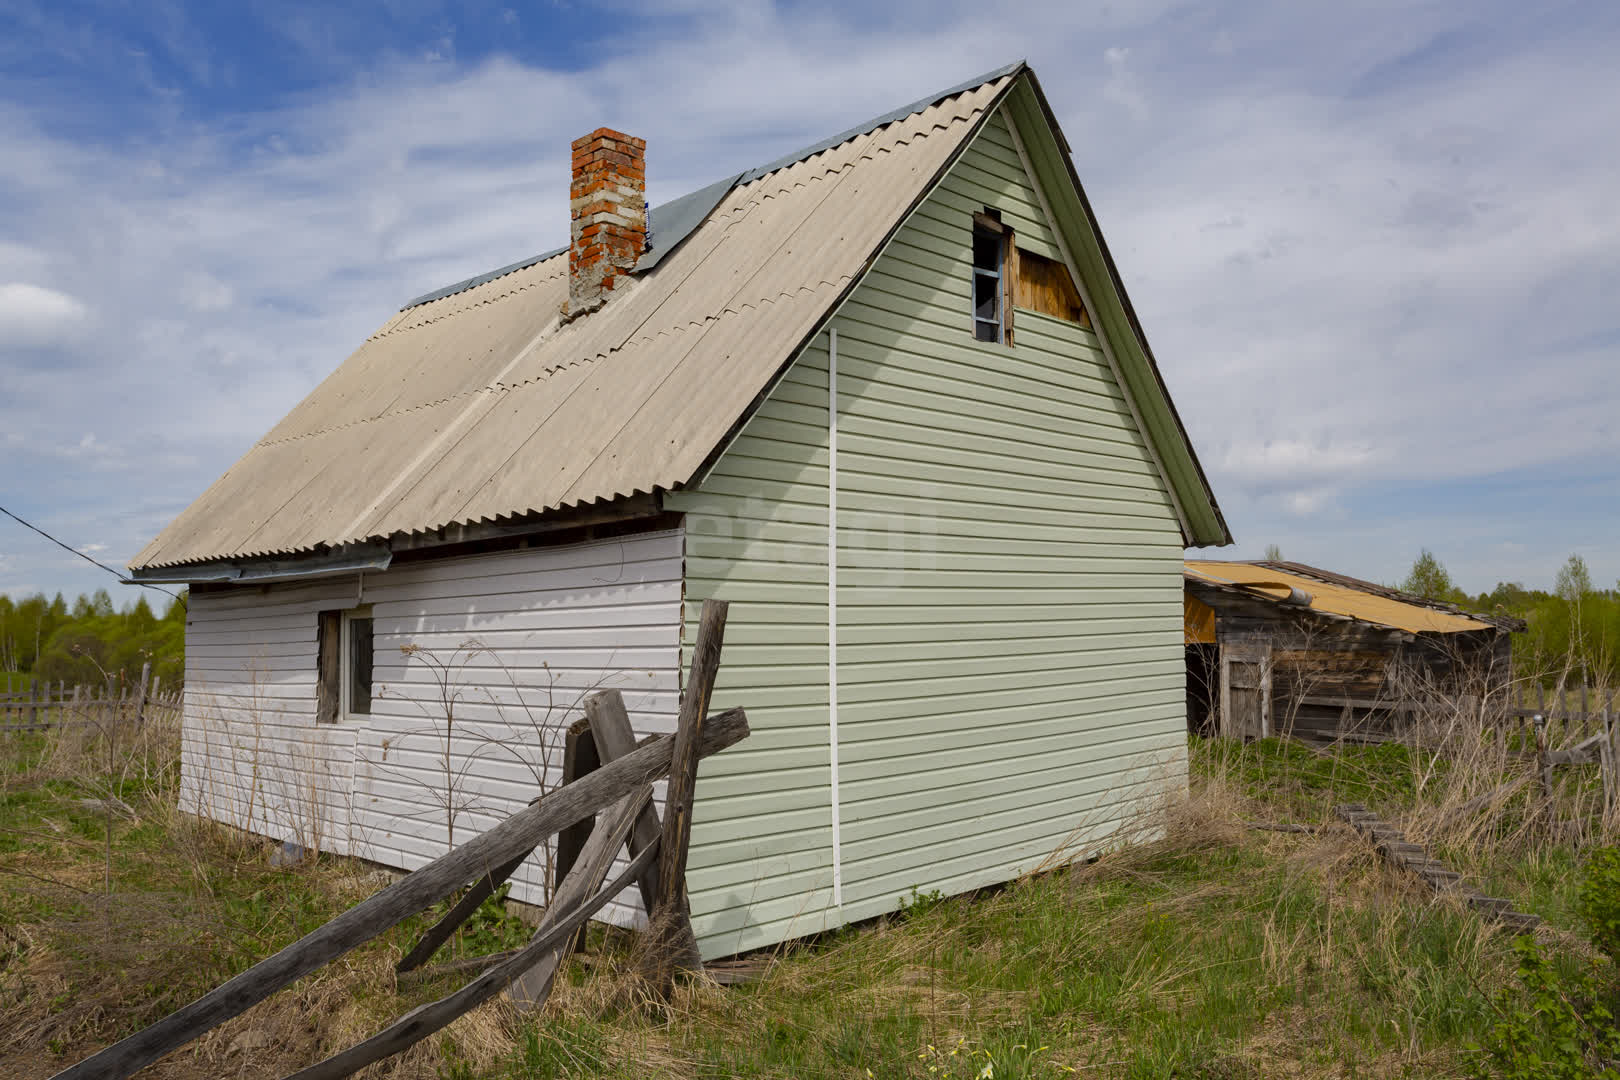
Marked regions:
[1,725,1612,1079]
[462,739,1609,1080]
[0,722,537,1077]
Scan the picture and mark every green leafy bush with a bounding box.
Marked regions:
[1579,847,1620,965]
[1476,937,1619,1079]
[1475,849,1620,1078]
[457,883,532,957]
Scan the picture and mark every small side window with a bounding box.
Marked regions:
[343,608,373,717]
[317,606,372,721]
[971,211,1012,344]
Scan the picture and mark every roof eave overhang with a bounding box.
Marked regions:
[126,544,393,586]
[126,492,665,584]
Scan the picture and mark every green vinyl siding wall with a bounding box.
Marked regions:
[829,107,1186,921]
[672,102,1188,951]
[664,338,837,959]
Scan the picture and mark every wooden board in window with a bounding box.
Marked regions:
[1013,248,1090,328]
[316,610,341,724]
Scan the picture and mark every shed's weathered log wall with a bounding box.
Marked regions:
[1187,581,1513,742]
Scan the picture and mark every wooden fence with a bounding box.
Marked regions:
[0,665,182,733]
[1294,686,1619,814]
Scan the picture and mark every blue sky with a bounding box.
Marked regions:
[2,0,1618,606]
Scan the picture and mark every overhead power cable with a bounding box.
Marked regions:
[0,503,185,608]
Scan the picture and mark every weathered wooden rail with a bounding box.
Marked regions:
[51,599,739,1080]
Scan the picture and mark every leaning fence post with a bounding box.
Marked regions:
[584,689,667,915]
[649,598,729,996]
[1600,707,1615,817]
[508,689,668,1012]
[135,661,151,729]
[554,718,601,952]
[1534,713,1553,813]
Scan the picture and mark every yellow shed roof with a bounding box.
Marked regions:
[1185,560,1494,635]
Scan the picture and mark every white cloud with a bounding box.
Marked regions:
[0,282,90,347]
[1101,45,1145,113]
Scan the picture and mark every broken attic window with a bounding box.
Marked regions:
[972,225,997,346]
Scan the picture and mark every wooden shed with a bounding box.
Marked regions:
[126,62,1229,959]
[1185,560,1520,743]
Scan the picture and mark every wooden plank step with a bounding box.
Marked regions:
[1467,896,1514,915]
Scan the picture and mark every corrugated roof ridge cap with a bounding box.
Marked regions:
[733,59,1024,186]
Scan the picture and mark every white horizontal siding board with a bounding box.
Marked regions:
[351,530,684,929]
[180,531,683,935]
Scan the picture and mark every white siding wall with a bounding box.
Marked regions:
[181,529,684,922]
[182,577,362,853]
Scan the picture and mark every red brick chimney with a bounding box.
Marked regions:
[568,127,647,316]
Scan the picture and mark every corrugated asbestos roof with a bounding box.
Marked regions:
[131,73,1014,569]
[1185,560,1496,635]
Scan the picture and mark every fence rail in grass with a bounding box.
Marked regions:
[0,665,183,733]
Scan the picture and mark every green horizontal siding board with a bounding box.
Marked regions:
[837,614,1178,645]
[837,704,1182,770]
[840,760,1181,854]
[677,337,836,958]
[677,91,1215,952]
[826,103,1186,915]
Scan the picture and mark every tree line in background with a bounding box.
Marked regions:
[5,549,1615,693]
[1401,548,1620,687]
[0,588,186,693]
